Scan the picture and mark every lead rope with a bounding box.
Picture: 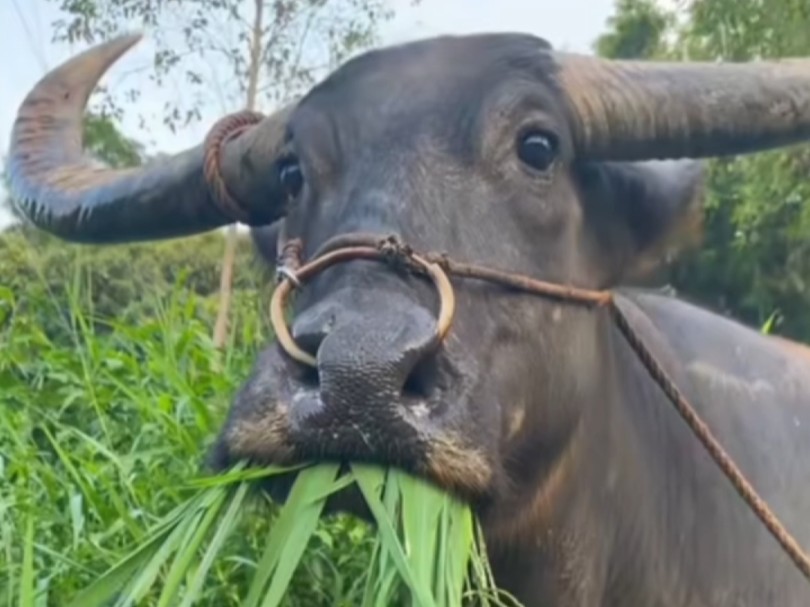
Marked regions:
[268,232,810,583]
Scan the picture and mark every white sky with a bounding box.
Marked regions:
[0,0,619,229]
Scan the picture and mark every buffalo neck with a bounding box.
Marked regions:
[572,294,806,606]
[478,299,717,605]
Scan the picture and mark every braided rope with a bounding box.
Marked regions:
[202,110,265,223]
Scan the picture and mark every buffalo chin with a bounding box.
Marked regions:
[214,454,472,527]
[207,416,495,517]
[210,435,487,493]
[250,457,493,528]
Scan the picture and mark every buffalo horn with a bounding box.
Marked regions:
[6,34,293,243]
[554,52,810,161]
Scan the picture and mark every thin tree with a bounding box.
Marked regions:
[212,0,265,350]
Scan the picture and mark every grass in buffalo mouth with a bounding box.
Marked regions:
[54,462,523,607]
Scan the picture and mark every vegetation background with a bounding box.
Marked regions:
[3,0,810,603]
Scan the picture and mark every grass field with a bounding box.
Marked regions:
[0,251,380,604]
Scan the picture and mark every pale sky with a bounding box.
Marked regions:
[0,0,619,229]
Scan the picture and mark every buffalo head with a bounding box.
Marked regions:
[9,32,810,605]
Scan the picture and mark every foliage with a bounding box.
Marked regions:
[82,113,145,168]
[679,0,810,61]
[674,0,810,340]
[595,0,810,342]
[47,0,400,130]
[0,221,512,606]
[0,225,268,339]
[0,228,376,605]
[594,0,672,60]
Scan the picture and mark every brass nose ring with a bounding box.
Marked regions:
[269,245,456,369]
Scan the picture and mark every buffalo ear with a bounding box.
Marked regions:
[576,159,706,284]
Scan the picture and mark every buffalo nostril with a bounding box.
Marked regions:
[292,323,328,360]
[289,304,353,396]
[290,334,437,402]
[299,364,320,389]
[292,301,347,358]
[402,351,439,400]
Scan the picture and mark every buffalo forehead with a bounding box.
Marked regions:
[290,32,566,156]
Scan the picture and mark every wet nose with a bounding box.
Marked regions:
[290,295,439,415]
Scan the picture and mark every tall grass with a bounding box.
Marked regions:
[0,253,376,605]
[0,242,516,605]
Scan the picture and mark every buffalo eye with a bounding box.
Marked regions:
[278,161,304,198]
[517,131,558,172]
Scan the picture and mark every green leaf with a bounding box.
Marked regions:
[761,310,780,334]
[19,513,35,607]
[351,464,436,607]
[66,496,208,607]
[114,505,203,607]
[178,482,250,607]
[156,486,234,607]
[243,464,340,607]
[399,472,444,597]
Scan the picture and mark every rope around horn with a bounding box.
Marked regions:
[269,231,810,585]
[203,110,265,223]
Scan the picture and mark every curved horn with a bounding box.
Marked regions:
[6,34,294,243]
[553,52,810,161]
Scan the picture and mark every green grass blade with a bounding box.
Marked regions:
[435,500,450,604]
[464,522,523,607]
[374,467,402,605]
[243,464,340,607]
[241,523,285,607]
[259,488,330,606]
[399,472,444,597]
[307,473,357,503]
[178,482,250,607]
[184,462,307,489]
[113,507,203,607]
[761,310,780,334]
[351,464,436,607]
[446,501,474,606]
[156,486,234,607]
[65,525,173,607]
[65,494,209,607]
[373,559,402,607]
[360,537,383,607]
[19,513,35,607]
[39,426,105,519]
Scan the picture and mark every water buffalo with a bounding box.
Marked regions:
[8,32,810,606]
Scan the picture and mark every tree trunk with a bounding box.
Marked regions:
[212,0,265,350]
